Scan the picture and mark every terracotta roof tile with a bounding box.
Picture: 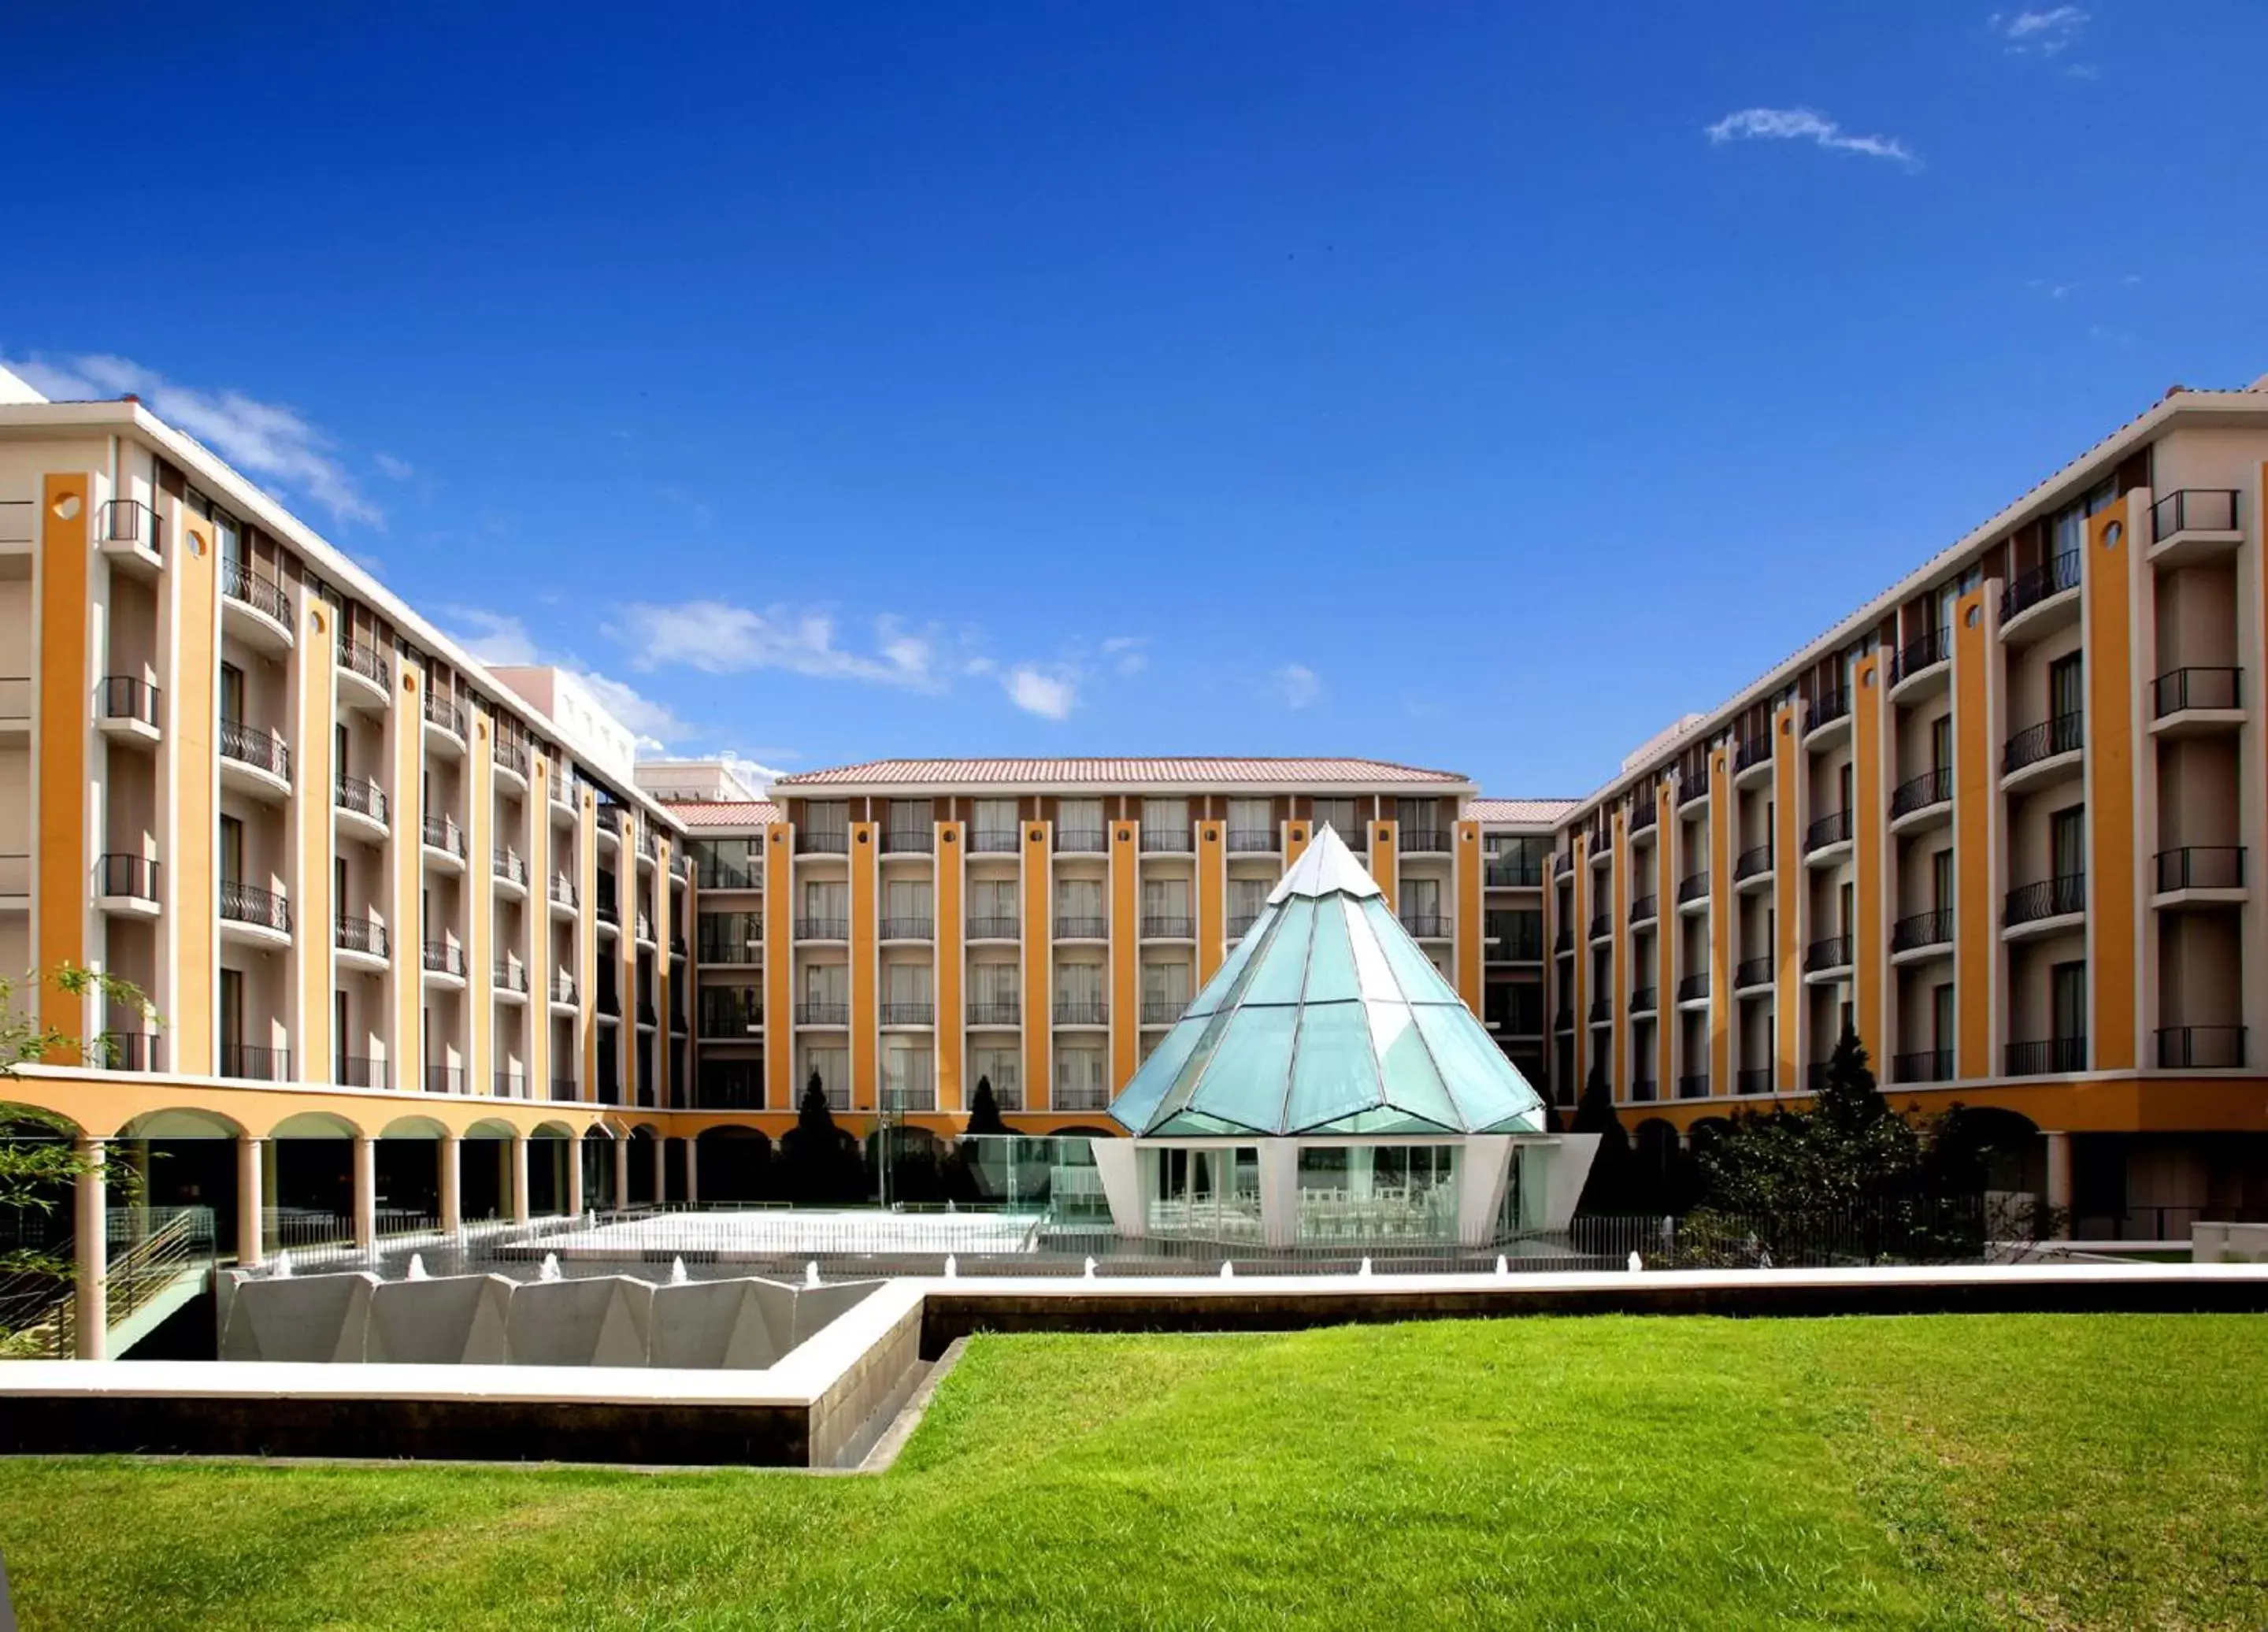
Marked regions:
[663,799,781,829]
[770,756,1471,790]
[1462,797,1581,825]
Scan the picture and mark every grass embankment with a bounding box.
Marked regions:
[1,1313,2262,1629]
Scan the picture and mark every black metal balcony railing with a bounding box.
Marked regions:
[695,860,760,890]
[1736,1066,1774,1096]
[2151,666,2241,718]
[422,940,466,977]
[1735,734,1773,774]
[1226,912,1260,939]
[1627,893,1657,925]
[219,879,291,934]
[425,1066,466,1096]
[1490,925,1544,961]
[1225,829,1277,853]
[595,988,621,1018]
[1628,805,1657,837]
[793,916,847,940]
[797,828,851,855]
[550,1078,580,1102]
[1807,686,1850,735]
[698,1002,764,1037]
[2150,488,2238,541]
[969,828,1021,854]
[1588,996,1613,1022]
[2000,550,2081,622]
[881,829,932,854]
[2002,711,2084,777]
[637,1000,660,1027]
[965,915,1020,940]
[494,959,528,993]
[1486,856,1544,887]
[1733,954,1773,991]
[493,848,528,888]
[1890,627,1951,686]
[97,497,165,556]
[495,738,530,780]
[1677,972,1708,1003]
[880,1002,934,1027]
[1630,1078,1658,1103]
[2003,873,2086,927]
[550,876,578,911]
[1889,766,1952,821]
[795,1001,849,1026]
[1401,829,1453,854]
[1553,1007,1574,1032]
[2156,847,2245,892]
[1399,913,1450,939]
[1055,915,1109,940]
[591,893,619,928]
[550,971,576,1004]
[221,558,294,626]
[335,774,388,826]
[1733,844,1773,882]
[1054,827,1108,853]
[1143,914,1196,939]
[1890,909,1953,954]
[1588,912,1613,940]
[1140,827,1191,853]
[672,936,689,960]
[337,636,391,692]
[218,717,291,781]
[1677,1073,1710,1100]
[2006,1036,2087,1077]
[1677,871,1708,904]
[967,1001,1022,1027]
[1555,850,1575,879]
[336,1055,386,1089]
[1054,1000,1110,1026]
[219,1043,290,1082]
[495,1070,527,1098]
[1804,808,1853,853]
[98,675,162,729]
[879,917,934,941]
[1630,985,1657,1014]
[335,914,388,959]
[96,854,159,901]
[1678,777,1708,808]
[106,1032,162,1074]
[1553,925,1573,955]
[1893,1048,1954,1085]
[1803,935,1852,974]
[421,814,465,859]
[1054,1082,1111,1111]
[422,693,466,740]
[2157,1026,2245,1069]
[697,931,763,964]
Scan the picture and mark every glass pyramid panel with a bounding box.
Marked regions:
[1283,999,1382,1132]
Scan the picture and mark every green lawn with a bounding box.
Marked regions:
[2,1314,2262,1630]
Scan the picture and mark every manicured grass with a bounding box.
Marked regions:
[2,1314,2262,1629]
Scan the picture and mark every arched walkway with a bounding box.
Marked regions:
[695,1126,773,1204]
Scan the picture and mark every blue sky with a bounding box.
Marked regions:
[6,2,2266,796]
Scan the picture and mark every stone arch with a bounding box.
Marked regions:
[378,1114,450,1141]
[696,1125,774,1204]
[268,1110,365,1141]
[1,1102,87,1139]
[114,1107,246,1140]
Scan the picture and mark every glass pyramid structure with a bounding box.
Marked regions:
[1108,825,1549,1138]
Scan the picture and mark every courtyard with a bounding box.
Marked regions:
[2,1311,2261,1629]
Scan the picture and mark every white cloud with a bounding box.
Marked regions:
[442,607,542,666]
[373,452,415,481]
[0,351,380,525]
[613,600,943,688]
[1100,635,1148,677]
[1704,107,1918,168]
[1271,663,1321,710]
[573,669,696,750]
[711,751,792,796]
[440,606,693,751]
[1003,666,1077,720]
[1992,6,2088,54]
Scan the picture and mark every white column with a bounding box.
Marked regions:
[352,1134,378,1251]
[236,1137,265,1269]
[565,1132,585,1217]
[651,1134,667,1204]
[612,1134,629,1211]
[73,1137,108,1360]
[684,1137,699,1204]
[439,1133,462,1235]
[2045,1130,2073,1240]
[510,1133,531,1223]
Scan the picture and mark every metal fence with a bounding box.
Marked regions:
[1,1206,216,1359]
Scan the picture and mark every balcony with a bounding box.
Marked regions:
[1629,1078,1658,1103]
[1677,972,1708,1005]
[2150,666,2243,736]
[1588,911,1612,942]
[548,876,578,917]
[335,1055,386,1089]
[1553,926,1573,955]
[495,1070,528,1099]
[966,1001,1022,1028]
[335,775,389,837]
[797,828,850,855]
[218,1044,291,1083]
[1630,985,1657,1014]
[1628,892,1657,925]
[1143,914,1196,940]
[1486,856,1544,888]
[95,498,165,573]
[880,1001,935,1029]
[494,959,529,998]
[1888,766,1952,828]
[550,1077,580,1102]
[2155,846,2245,903]
[2000,711,2083,788]
[881,828,933,855]
[421,814,467,872]
[1676,872,1708,909]
[698,929,763,965]
[1054,915,1109,942]
[1892,1048,1953,1085]
[1399,912,1451,940]
[426,1066,467,1096]
[1890,909,1953,959]
[495,738,530,785]
[1054,1000,1109,1027]
[1736,1066,1774,1096]
[1803,807,1853,862]
[1554,850,1575,880]
[698,1000,765,1040]
[2006,1036,2086,1077]
[549,972,577,1010]
[1677,1073,1710,1100]
[1677,776,1709,810]
[2157,1026,2245,1069]
[220,558,295,647]
[2148,488,2241,565]
[336,636,391,710]
[1054,1083,1111,1111]
[218,880,291,944]
[2003,873,2085,934]
[634,999,658,1030]
[421,940,467,985]
[1733,955,1773,992]
[1888,628,1951,695]
[1734,733,1773,782]
[794,1001,849,1027]
[1804,685,1851,744]
[422,693,467,757]
[335,914,389,968]
[1999,551,2081,643]
[1139,827,1191,854]
[969,827,1021,855]
[1627,805,1656,838]
[1401,828,1453,855]
[1588,996,1612,1023]
[94,854,160,918]
[965,915,1019,942]
[881,1084,938,1113]
[1225,828,1277,855]
[1226,912,1259,939]
[493,848,528,894]
[1054,827,1108,854]
[1140,997,1188,1026]
[696,859,761,890]
[1733,844,1773,890]
[793,916,847,941]
[1553,1007,1573,1033]
[217,718,291,798]
[1803,935,1852,977]
[95,676,161,746]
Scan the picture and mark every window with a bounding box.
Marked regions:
[2051,480,2115,558]
[1396,796,1443,835]
[804,1046,847,1097]
[691,837,761,888]
[886,799,929,840]
[1403,877,1442,918]
[1141,877,1189,917]
[973,798,1018,840]
[2051,961,2087,1044]
[884,878,931,921]
[802,801,850,843]
[1929,714,1952,771]
[219,815,244,885]
[1931,850,1954,912]
[1054,1048,1106,1100]
[1141,798,1189,841]
[1836,762,1853,814]
[973,878,1017,920]
[1142,962,1191,1007]
[219,969,243,1051]
[1227,798,1271,838]
[2051,806,2085,879]
[969,962,1019,1004]
[1312,799,1358,840]
[2048,652,2085,722]
[697,911,762,961]
[1056,798,1102,840]
[1228,877,1268,928]
[219,662,245,725]
[1057,962,1104,1004]
[802,963,847,1003]
[969,1048,1019,1103]
[1058,877,1104,922]
[1932,984,1954,1052]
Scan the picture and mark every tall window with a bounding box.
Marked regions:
[1312,799,1358,840]
[1056,798,1103,840]
[973,878,1017,922]
[2051,805,2085,880]
[1058,877,1104,926]
[2049,652,2085,722]
[692,837,760,888]
[219,815,244,885]
[802,963,847,1003]
[802,800,850,844]
[969,962,1019,1006]
[1931,849,1954,911]
[970,1046,1019,1103]
[1396,796,1443,836]
[1932,984,1955,1055]
[973,798,1018,841]
[886,799,930,842]
[1141,877,1189,920]
[1141,798,1189,842]
[219,662,245,725]
[800,878,847,924]
[1143,961,1191,1010]
[1227,798,1272,841]
[1929,714,1952,771]
[1227,876,1268,931]
[1403,877,1442,921]
[1055,1048,1106,1101]
[884,877,931,925]
[2051,961,2088,1050]
[884,962,932,1004]
[804,1045,847,1098]
[1057,962,1103,1005]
